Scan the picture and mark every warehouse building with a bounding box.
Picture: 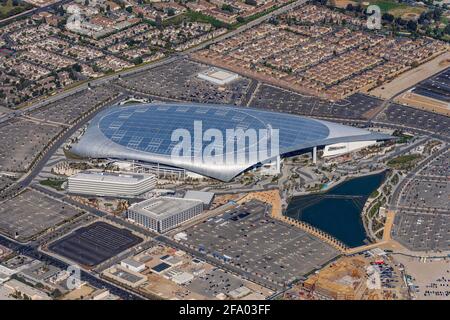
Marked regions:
[68,171,156,197]
[127,197,204,233]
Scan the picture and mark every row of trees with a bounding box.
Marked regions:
[343,3,450,36]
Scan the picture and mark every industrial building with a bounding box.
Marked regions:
[67,171,156,197]
[127,197,204,233]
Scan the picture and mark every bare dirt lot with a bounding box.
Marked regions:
[395,92,450,116]
[393,255,450,300]
[369,51,450,100]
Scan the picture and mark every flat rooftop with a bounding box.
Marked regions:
[184,190,214,205]
[198,68,238,83]
[205,69,236,81]
[48,222,143,267]
[70,171,154,184]
[129,197,202,220]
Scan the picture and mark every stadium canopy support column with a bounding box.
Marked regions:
[312,146,317,164]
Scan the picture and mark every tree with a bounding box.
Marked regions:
[222,4,233,13]
[346,3,353,11]
[72,63,82,73]
[155,14,163,28]
[444,24,450,35]
[167,8,175,16]
[133,57,143,65]
[382,13,394,23]
[432,8,443,21]
[407,20,417,32]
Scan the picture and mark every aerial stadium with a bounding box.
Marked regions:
[67,103,392,182]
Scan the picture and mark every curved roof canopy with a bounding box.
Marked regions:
[70,103,391,181]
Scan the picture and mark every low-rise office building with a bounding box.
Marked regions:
[127,197,203,233]
[68,171,156,197]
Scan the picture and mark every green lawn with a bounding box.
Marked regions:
[161,10,231,29]
[387,154,421,170]
[39,178,65,191]
[0,0,33,20]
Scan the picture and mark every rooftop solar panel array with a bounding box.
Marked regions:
[72,103,390,181]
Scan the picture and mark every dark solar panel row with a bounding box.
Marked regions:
[49,222,142,267]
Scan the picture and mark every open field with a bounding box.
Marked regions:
[0,0,33,20]
[393,255,450,300]
[369,51,450,100]
[396,92,450,116]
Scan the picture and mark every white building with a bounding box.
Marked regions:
[120,258,146,273]
[68,171,156,197]
[322,141,377,157]
[197,68,239,85]
[3,279,51,300]
[127,197,203,233]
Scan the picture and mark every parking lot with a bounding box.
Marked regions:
[116,59,251,105]
[29,86,118,125]
[187,268,246,299]
[413,67,450,103]
[418,150,449,177]
[399,180,449,210]
[0,189,80,241]
[180,200,339,286]
[377,103,450,137]
[249,84,382,120]
[48,221,143,267]
[0,176,14,193]
[0,119,62,172]
[392,212,450,251]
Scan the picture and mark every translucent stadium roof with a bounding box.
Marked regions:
[70,103,391,181]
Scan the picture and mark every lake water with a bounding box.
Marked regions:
[285,172,387,248]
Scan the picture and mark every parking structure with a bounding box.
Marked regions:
[48,221,143,267]
[179,200,339,287]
